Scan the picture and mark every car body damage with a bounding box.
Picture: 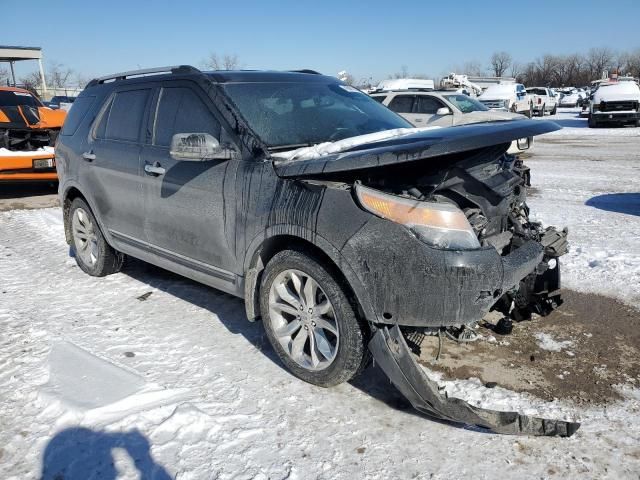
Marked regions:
[58,69,575,435]
[0,87,65,181]
[369,325,580,436]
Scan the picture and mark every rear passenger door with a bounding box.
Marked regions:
[386,94,419,125]
[140,81,237,275]
[84,87,152,241]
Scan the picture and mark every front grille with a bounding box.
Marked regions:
[599,101,639,112]
[479,100,505,109]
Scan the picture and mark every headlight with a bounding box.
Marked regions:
[355,184,481,250]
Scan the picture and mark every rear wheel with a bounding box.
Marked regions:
[588,116,598,128]
[260,249,367,387]
[551,104,558,115]
[539,104,546,117]
[527,103,533,118]
[68,197,124,276]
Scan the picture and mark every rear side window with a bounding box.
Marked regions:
[388,95,415,113]
[371,96,385,103]
[97,89,150,142]
[61,96,95,136]
[416,96,444,114]
[153,87,221,147]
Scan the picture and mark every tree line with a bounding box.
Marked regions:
[485,48,640,87]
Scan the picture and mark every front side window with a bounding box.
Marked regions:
[222,82,411,147]
[97,89,150,142]
[153,87,221,147]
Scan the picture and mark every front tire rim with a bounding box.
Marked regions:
[72,207,99,267]
[268,269,339,371]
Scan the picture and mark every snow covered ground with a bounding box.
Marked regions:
[529,108,640,307]
[2,113,640,479]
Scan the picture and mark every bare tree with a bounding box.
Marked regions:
[204,53,240,70]
[586,47,615,79]
[509,61,522,80]
[489,51,512,77]
[462,61,483,76]
[18,71,42,92]
[47,62,74,88]
[0,65,8,85]
[337,70,354,85]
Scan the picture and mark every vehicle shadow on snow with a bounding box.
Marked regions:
[586,192,640,216]
[548,116,587,128]
[120,259,455,426]
[41,427,171,480]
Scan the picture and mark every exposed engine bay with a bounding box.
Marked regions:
[345,143,568,327]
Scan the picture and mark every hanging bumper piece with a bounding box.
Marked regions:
[368,325,580,437]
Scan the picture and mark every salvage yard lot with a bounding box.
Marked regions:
[1,109,640,479]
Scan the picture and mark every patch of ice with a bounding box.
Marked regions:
[535,333,574,352]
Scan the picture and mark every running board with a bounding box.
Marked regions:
[368,325,580,437]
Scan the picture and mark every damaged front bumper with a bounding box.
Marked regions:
[369,324,580,436]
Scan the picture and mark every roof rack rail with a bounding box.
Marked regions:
[86,65,201,88]
[289,69,322,75]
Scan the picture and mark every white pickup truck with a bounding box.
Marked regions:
[478,83,533,117]
[588,81,640,128]
[526,87,558,116]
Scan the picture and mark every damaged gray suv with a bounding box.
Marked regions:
[56,66,578,436]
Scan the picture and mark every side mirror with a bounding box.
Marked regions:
[436,107,452,116]
[169,133,236,161]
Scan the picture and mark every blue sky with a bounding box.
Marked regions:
[3,0,640,83]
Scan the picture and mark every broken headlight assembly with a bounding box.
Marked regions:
[355,183,481,250]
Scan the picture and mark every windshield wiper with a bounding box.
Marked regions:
[267,143,315,153]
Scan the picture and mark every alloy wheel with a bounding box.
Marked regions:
[72,207,99,267]
[268,269,339,371]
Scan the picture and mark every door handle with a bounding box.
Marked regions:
[144,162,166,176]
[414,118,424,122]
[82,151,96,162]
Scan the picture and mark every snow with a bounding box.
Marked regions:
[534,333,574,353]
[272,126,440,161]
[0,146,55,157]
[1,118,640,478]
[593,82,640,103]
[529,109,640,307]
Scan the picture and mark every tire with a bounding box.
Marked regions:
[260,249,367,387]
[538,104,546,117]
[551,104,558,115]
[67,197,124,276]
[527,103,533,118]
[588,116,598,128]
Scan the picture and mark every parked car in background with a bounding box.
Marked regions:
[48,95,77,110]
[371,90,533,153]
[54,66,575,435]
[478,83,533,117]
[558,89,583,107]
[526,87,558,116]
[588,81,640,127]
[0,86,66,182]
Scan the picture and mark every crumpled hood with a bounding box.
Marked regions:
[273,119,560,178]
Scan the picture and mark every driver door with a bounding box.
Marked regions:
[140,82,237,274]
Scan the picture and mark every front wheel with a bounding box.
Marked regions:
[68,197,124,276]
[260,249,367,387]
